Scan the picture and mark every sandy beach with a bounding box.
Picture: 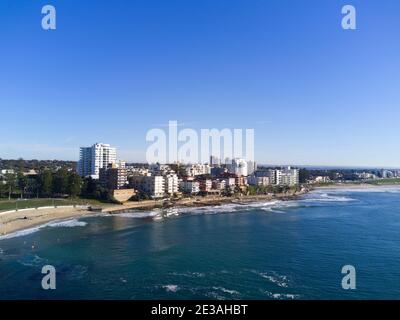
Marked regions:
[0,207,92,236]
[313,183,400,189]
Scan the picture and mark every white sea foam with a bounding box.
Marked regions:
[270,293,300,300]
[250,270,289,288]
[163,285,180,293]
[18,254,47,267]
[47,219,87,228]
[303,194,356,203]
[99,189,360,224]
[172,271,206,278]
[117,211,161,219]
[212,287,240,295]
[0,225,43,240]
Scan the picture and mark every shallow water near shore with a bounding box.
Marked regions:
[1,187,400,300]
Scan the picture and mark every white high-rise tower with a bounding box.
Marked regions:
[78,143,117,179]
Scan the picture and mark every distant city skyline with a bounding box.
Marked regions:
[1,0,400,167]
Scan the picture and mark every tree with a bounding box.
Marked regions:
[4,173,17,200]
[0,181,7,198]
[52,169,69,196]
[82,177,97,198]
[26,178,40,198]
[68,173,82,198]
[39,170,53,197]
[17,172,28,199]
[299,168,310,183]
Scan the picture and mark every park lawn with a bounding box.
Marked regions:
[366,178,400,185]
[0,198,105,212]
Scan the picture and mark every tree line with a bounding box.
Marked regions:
[0,169,112,201]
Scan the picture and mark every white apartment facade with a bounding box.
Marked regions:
[248,176,271,187]
[130,175,165,198]
[78,143,117,179]
[229,158,248,177]
[275,167,299,186]
[185,164,211,177]
[165,173,179,195]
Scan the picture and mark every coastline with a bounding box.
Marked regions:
[313,183,400,189]
[0,191,306,237]
[3,183,399,238]
[0,207,92,237]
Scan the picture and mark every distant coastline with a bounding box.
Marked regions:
[313,183,400,189]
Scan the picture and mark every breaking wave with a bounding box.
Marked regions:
[250,270,290,288]
[47,219,87,228]
[0,218,88,241]
[303,193,356,203]
[163,285,180,293]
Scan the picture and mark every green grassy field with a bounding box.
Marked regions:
[366,178,400,185]
[0,198,105,212]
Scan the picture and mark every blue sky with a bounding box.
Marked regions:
[1,0,400,167]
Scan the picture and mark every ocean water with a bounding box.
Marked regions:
[1,187,400,300]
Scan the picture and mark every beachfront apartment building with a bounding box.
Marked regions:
[199,179,212,192]
[254,169,276,185]
[185,164,211,177]
[275,167,299,186]
[99,163,128,190]
[165,173,179,195]
[212,179,226,190]
[248,176,272,187]
[249,167,299,186]
[130,175,165,198]
[78,143,117,179]
[223,177,236,188]
[180,179,200,194]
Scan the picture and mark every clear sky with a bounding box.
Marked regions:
[1,0,399,167]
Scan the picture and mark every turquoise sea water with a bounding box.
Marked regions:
[1,187,400,300]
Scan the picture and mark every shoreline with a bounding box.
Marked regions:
[0,191,306,237]
[103,189,308,214]
[313,183,400,189]
[2,183,399,238]
[0,207,92,237]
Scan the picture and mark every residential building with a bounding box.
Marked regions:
[78,143,117,179]
[311,176,331,184]
[185,164,211,177]
[199,179,212,192]
[212,179,226,190]
[276,167,299,186]
[211,167,227,177]
[255,169,276,185]
[180,179,200,194]
[130,175,165,198]
[99,163,128,190]
[248,175,271,186]
[0,169,15,175]
[229,158,248,176]
[247,161,257,176]
[223,177,236,189]
[165,173,179,195]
